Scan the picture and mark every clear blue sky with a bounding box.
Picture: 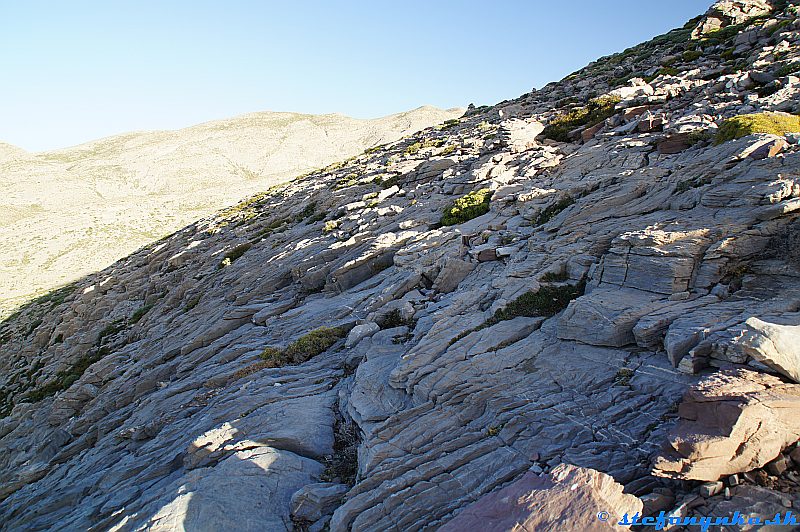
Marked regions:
[0,1,707,151]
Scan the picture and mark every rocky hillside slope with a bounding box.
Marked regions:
[2,1,800,530]
[0,106,462,319]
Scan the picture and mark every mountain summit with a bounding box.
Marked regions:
[2,1,800,530]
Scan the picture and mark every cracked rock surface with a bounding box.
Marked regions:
[3,1,800,529]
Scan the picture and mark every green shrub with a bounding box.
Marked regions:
[613,367,635,387]
[218,243,252,269]
[439,118,460,129]
[378,309,411,329]
[97,319,125,345]
[447,282,585,347]
[184,295,201,312]
[714,112,800,144]
[27,350,106,402]
[441,188,492,226]
[257,326,347,369]
[542,95,620,142]
[440,144,457,156]
[323,220,340,233]
[533,196,575,226]
[776,62,800,77]
[287,327,346,361]
[540,271,569,282]
[129,303,154,324]
[490,282,585,323]
[682,49,702,62]
[404,142,422,156]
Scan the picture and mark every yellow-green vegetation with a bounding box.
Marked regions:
[437,118,460,130]
[714,112,800,144]
[323,220,340,233]
[97,318,126,345]
[440,144,457,156]
[404,138,444,156]
[486,425,503,437]
[218,242,252,269]
[441,188,492,226]
[540,270,569,282]
[260,326,347,368]
[542,95,620,142]
[233,326,347,381]
[184,295,201,312]
[776,61,800,77]
[613,367,635,387]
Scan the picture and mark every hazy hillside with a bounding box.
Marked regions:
[0,106,463,318]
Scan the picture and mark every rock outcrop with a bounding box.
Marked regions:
[2,1,800,530]
[653,369,800,481]
[439,464,643,532]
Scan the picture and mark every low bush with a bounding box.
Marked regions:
[533,196,575,226]
[218,243,252,269]
[27,350,106,402]
[441,188,492,226]
[776,62,800,77]
[490,282,585,324]
[714,112,800,144]
[542,95,620,142]
[682,49,702,62]
[447,282,585,347]
[258,326,347,368]
[129,303,154,324]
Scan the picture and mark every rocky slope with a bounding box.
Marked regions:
[0,106,462,319]
[2,1,800,530]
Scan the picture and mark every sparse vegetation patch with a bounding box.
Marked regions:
[441,188,492,226]
[542,95,620,142]
[714,112,800,144]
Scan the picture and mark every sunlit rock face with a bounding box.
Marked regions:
[3,2,800,530]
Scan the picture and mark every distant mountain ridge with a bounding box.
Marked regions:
[0,105,463,317]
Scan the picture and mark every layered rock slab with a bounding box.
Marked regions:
[653,369,800,481]
[439,464,643,532]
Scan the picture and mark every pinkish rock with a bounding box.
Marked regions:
[623,105,653,121]
[652,369,800,481]
[637,116,664,133]
[439,464,642,532]
[581,122,604,142]
[476,248,498,262]
[657,133,692,154]
[739,136,788,160]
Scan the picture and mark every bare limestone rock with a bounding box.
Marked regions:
[739,315,800,383]
[653,369,800,481]
[439,464,643,532]
[692,0,773,38]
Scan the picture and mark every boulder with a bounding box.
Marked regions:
[145,447,323,531]
[657,133,692,154]
[345,322,380,349]
[290,483,349,522]
[739,316,800,383]
[653,369,800,481]
[500,119,545,152]
[558,288,666,347]
[432,258,475,293]
[439,464,643,532]
[692,0,772,38]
